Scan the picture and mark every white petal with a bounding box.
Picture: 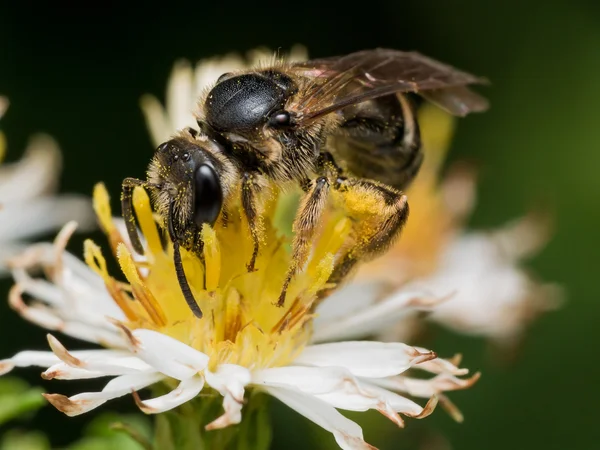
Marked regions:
[314,282,380,323]
[166,60,195,132]
[294,342,435,378]
[0,196,94,241]
[128,329,209,380]
[205,364,251,400]
[0,242,26,275]
[408,231,561,341]
[315,382,426,417]
[42,365,115,380]
[252,366,361,395]
[410,350,469,376]
[369,372,481,399]
[0,136,61,202]
[11,243,126,321]
[140,94,171,147]
[45,335,151,376]
[44,372,164,416]
[263,386,375,450]
[205,364,251,430]
[0,350,60,375]
[313,285,443,343]
[8,284,125,347]
[253,366,426,428]
[204,390,244,430]
[134,376,205,414]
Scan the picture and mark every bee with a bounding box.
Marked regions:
[122,49,488,318]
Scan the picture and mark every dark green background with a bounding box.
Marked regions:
[1,1,599,449]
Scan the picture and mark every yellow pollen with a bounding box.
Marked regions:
[88,184,350,370]
[201,224,221,292]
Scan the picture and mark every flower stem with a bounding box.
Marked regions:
[152,389,272,450]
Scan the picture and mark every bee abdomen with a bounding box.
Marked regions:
[331,93,423,190]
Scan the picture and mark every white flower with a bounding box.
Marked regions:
[140,46,308,146]
[0,97,94,275]
[350,104,562,348]
[0,184,478,450]
[406,214,562,346]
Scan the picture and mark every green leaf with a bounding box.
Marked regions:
[66,413,152,450]
[0,377,46,425]
[0,430,50,450]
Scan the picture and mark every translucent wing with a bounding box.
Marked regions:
[290,48,489,121]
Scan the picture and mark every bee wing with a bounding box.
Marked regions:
[291,48,489,121]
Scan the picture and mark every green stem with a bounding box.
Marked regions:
[152,389,272,450]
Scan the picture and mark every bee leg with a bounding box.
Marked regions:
[121,177,147,255]
[320,177,409,298]
[277,176,330,307]
[241,172,263,272]
[167,202,203,319]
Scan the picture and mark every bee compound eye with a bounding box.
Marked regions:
[193,164,223,227]
[268,109,292,128]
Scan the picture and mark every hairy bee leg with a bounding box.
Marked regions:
[121,177,146,255]
[320,178,409,298]
[241,173,263,272]
[277,176,330,307]
[167,203,203,319]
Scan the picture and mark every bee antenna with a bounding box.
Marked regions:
[168,202,203,319]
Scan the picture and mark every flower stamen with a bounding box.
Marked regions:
[117,243,167,327]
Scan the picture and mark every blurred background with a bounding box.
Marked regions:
[0,1,599,449]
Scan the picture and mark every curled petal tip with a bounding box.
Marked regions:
[409,395,438,419]
[438,394,464,423]
[131,389,155,414]
[466,372,482,387]
[410,348,437,365]
[46,334,82,367]
[43,393,101,417]
[108,319,139,348]
[0,361,15,376]
[41,369,56,380]
[8,284,25,312]
[377,403,405,428]
[447,353,463,367]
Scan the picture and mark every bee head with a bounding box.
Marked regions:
[148,136,223,237]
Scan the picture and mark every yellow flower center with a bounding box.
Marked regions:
[87,184,350,370]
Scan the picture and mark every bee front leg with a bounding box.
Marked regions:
[241,172,264,272]
[278,176,330,307]
[121,177,147,255]
[321,177,409,297]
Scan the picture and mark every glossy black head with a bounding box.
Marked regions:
[205,71,296,132]
[152,137,223,229]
